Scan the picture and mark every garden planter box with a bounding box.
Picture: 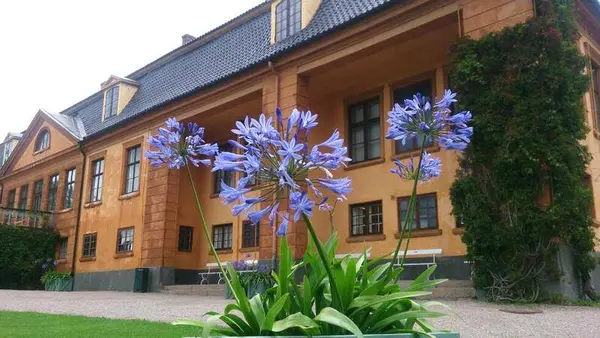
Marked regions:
[213,334,459,337]
[44,278,73,292]
[225,280,271,299]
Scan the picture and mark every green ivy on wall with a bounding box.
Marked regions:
[449,0,596,301]
[0,226,60,290]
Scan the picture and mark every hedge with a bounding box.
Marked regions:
[0,225,60,290]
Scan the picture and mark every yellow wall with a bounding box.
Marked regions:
[75,133,148,273]
[12,120,77,171]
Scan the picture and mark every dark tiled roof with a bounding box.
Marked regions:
[62,0,396,138]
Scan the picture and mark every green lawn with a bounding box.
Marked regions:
[0,311,201,337]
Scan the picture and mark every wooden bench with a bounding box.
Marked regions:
[394,249,442,277]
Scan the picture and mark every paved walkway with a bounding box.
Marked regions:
[1,290,599,337]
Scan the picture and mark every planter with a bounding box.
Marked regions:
[44,278,73,292]
[225,280,271,299]
[214,334,459,337]
[245,280,269,298]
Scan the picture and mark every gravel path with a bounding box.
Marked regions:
[1,290,599,337]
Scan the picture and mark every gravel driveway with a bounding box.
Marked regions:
[1,290,599,338]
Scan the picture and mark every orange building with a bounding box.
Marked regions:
[1,0,600,291]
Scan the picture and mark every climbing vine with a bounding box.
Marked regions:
[449,0,596,301]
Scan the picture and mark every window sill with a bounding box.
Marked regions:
[56,208,73,214]
[33,148,49,156]
[209,249,233,255]
[79,256,96,262]
[344,158,385,171]
[55,258,67,264]
[392,146,440,160]
[239,246,259,253]
[452,228,466,235]
[118,191,140,201]
[394,228,442,239]
[346,234,386,243]
[114,252,134,259]
[84,201,102,209]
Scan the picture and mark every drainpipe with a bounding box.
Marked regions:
[70,143,87,290]
[268,60,280,270]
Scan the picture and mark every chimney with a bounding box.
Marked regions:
[181,34,196,46]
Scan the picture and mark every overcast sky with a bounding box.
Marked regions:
[0,0,263,138]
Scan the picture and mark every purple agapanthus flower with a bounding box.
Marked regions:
[214,108,352,236]
[146,118,218,169]
[390,152,441,182]
[386,90,472,151]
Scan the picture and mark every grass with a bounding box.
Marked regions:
[0,311,201,337]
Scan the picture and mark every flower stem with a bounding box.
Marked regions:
[185,165,236,298]
[302,213,344,311]
[388,137,428,279]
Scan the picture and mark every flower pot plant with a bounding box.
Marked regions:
[146,89,471,337]
[39,258,72,292]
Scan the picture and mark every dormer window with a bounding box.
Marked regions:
[104,86,120,118]
[276,0,302,42]
[35,130,50,152]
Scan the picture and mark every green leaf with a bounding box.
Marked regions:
[405,279,448,292]
[349,291,431,312]
[368,310,446,333]
[224,303,241,314]
[411,264,437,286]
[226,263,260,332]
[278,236,291,297]
[249,294,266,328]
[314,307,363,338]
[201,314,221,338]
[271,312,321,333]
[302,276,313,317]
[367,263,391,284]
[262,294,289,331]
[220,313,253,335]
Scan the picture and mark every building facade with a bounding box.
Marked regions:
[1,0,600,291]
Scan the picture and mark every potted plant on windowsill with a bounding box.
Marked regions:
[39,258,72,291]
[145,89,470,337]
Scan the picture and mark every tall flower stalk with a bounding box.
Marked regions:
[386,90,472,278]
[144,119,238,296]
[214,109,352,309]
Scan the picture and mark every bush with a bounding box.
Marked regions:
[0,226,60,289]
[449,0,596,301]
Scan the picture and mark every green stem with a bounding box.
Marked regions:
[388,137,428,279]
[302,213,344,311]
[185,165,236,299]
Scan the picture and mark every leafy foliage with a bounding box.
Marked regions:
[41,270,72,285]
[175,235,447,337]
[449,0,596,301]
[0,225,60,290]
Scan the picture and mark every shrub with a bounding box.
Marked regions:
[0,226,60,289]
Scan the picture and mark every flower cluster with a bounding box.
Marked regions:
[386,90,472,181]
[213,109,352,236]
[34,257,58,270]
[390,152,441,182]
[146,118,219,169]
[386,90,472,151]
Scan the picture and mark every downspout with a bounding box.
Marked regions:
[268,60,280,269]
[70,143,87,290]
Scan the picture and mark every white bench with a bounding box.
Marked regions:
[335,252,371,259]
[394,249,442,272]
[199,260,259,285]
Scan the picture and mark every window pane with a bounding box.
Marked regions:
[368,102,380,119]
[350,106,364,124]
